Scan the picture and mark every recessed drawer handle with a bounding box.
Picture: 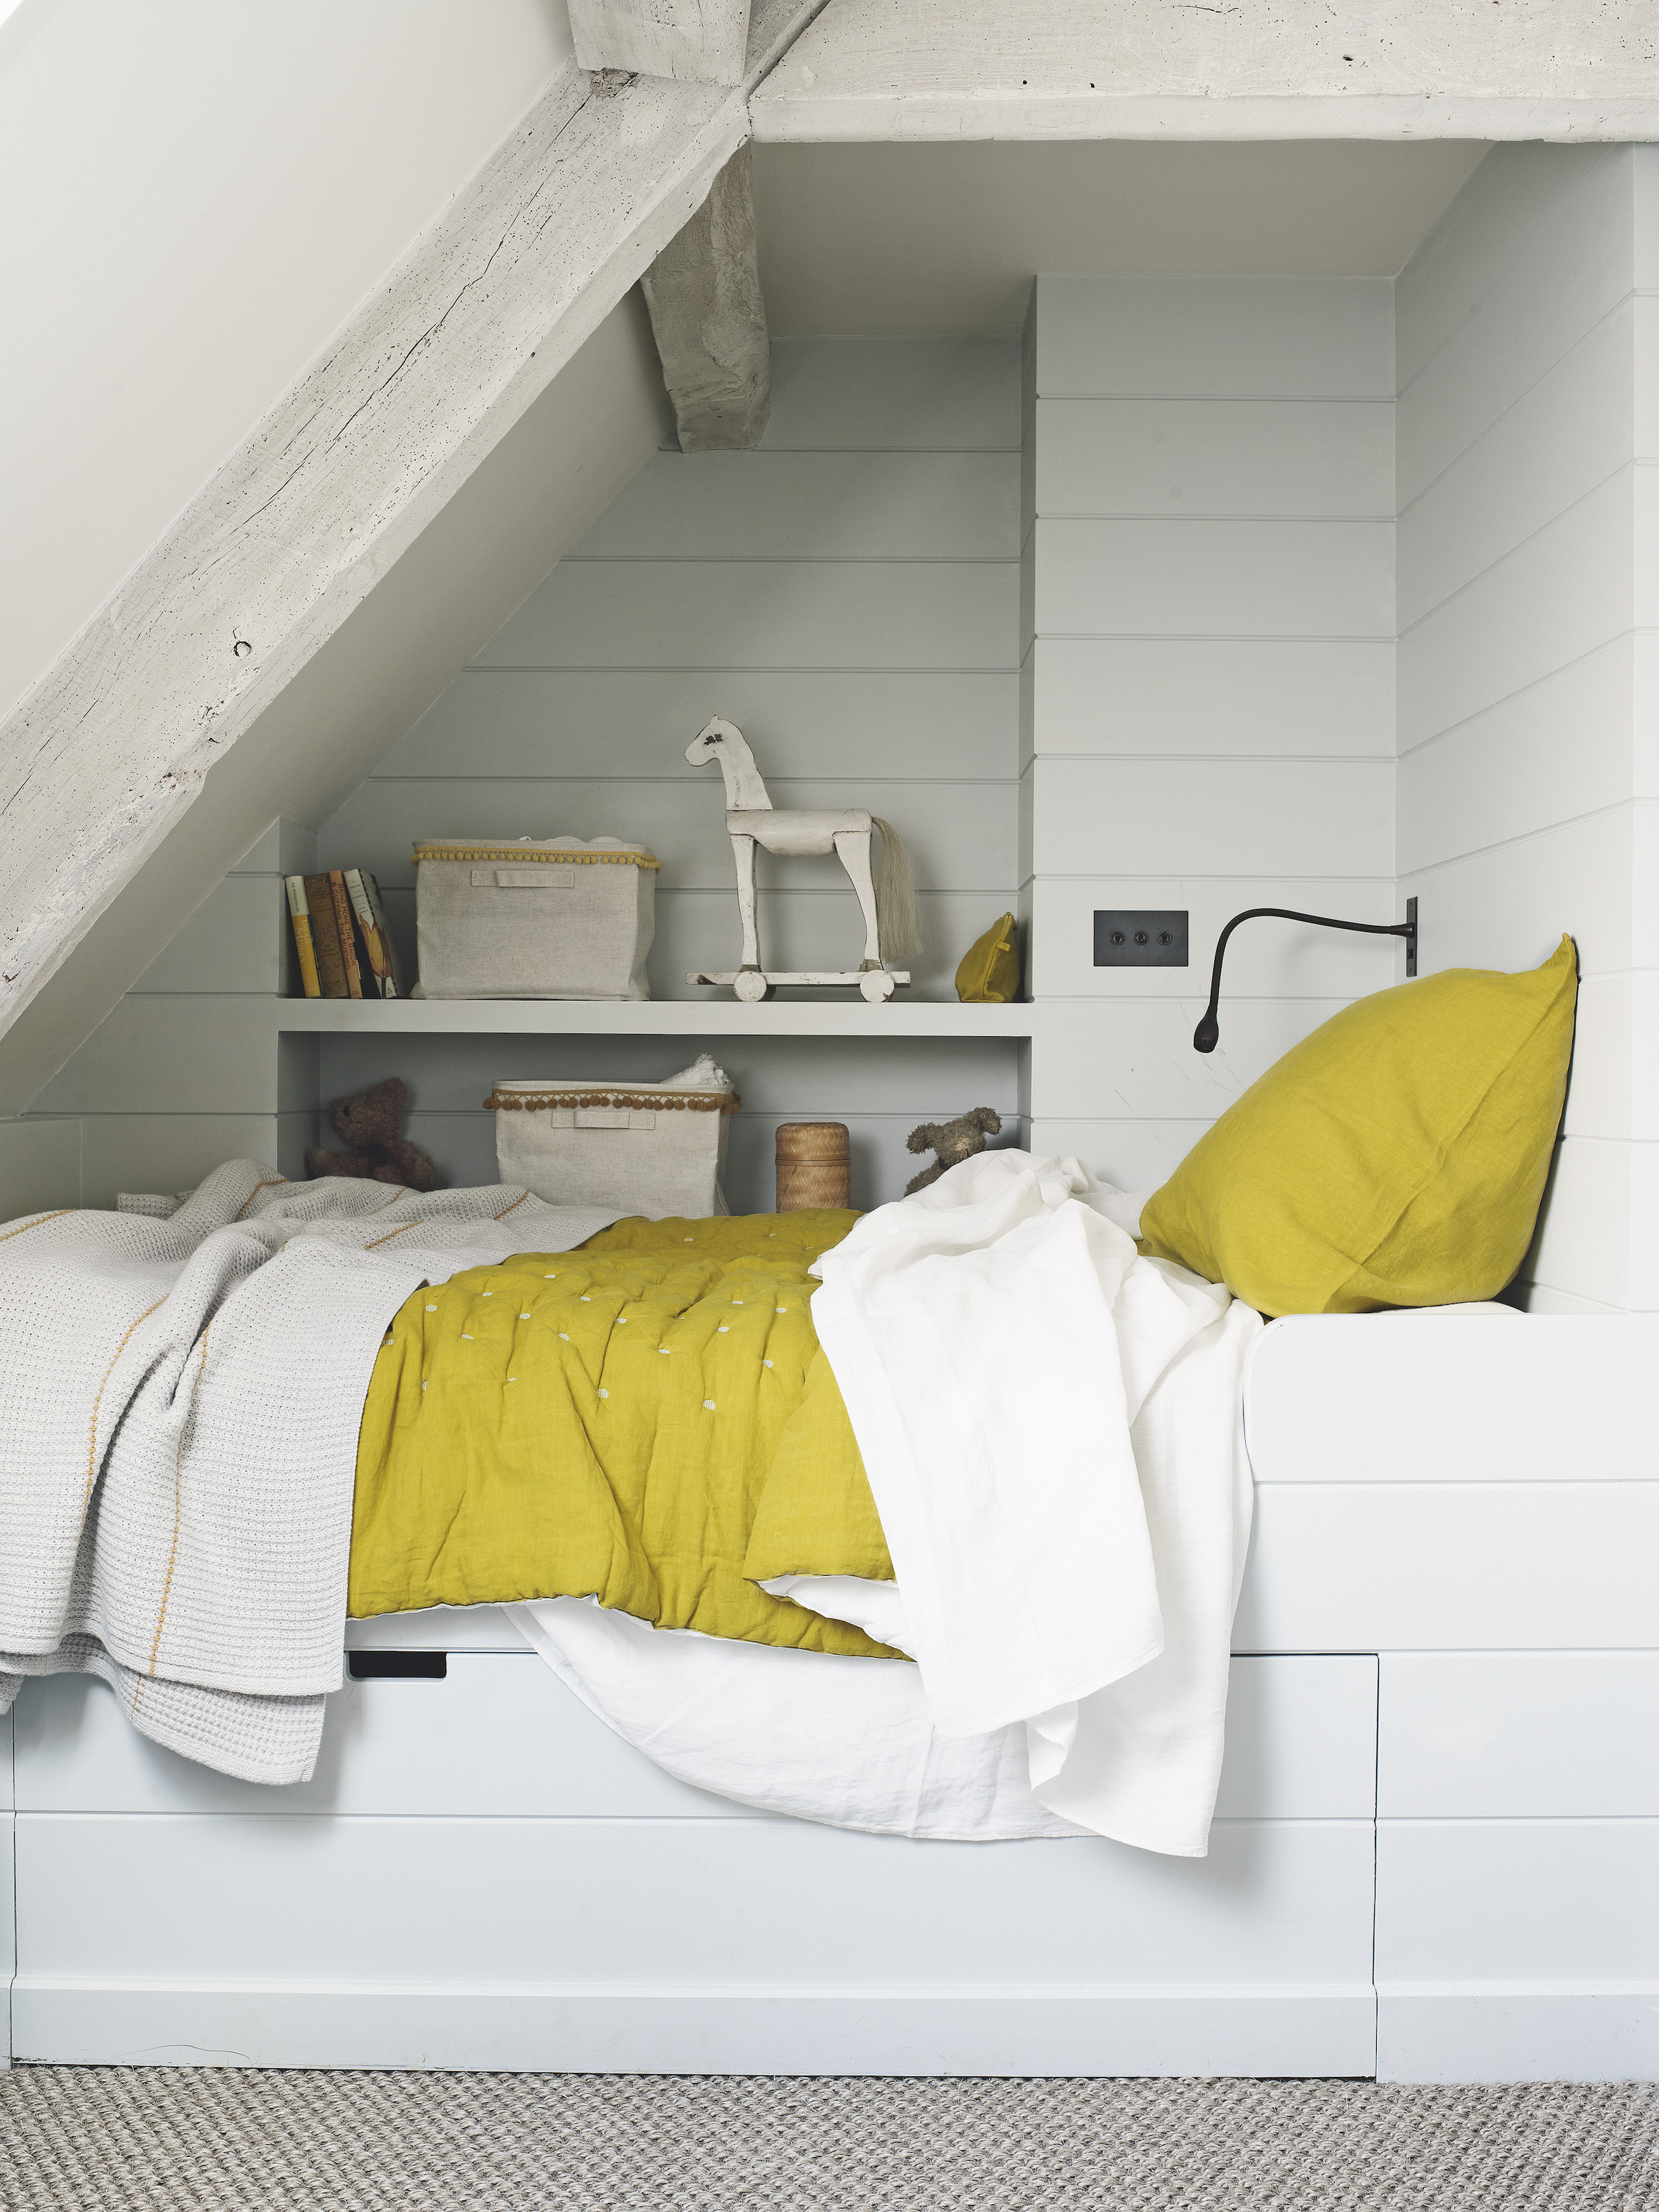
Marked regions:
[347,1651,447,1679]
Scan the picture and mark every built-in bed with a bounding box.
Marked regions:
[5,1307,1652,2085]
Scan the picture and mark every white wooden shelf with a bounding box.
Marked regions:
[275,998,1047,1039]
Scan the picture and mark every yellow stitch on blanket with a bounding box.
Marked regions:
[148,1325,211,1678]
[364,1223,420,1250]
[0,1209,75,1245]
[231,1177,287,1222]
[81,1298,168,1517]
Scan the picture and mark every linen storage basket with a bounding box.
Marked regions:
[486,1064,740,1220]
[411,836,659,1000]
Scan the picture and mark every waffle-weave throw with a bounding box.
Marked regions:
[0,1160,617,1783]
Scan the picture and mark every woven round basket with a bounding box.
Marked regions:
[775,1121,851,1211]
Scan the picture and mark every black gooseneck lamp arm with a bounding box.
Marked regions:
[1193,897,1418,1054]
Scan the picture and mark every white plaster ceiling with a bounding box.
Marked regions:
[752,138,1490,337]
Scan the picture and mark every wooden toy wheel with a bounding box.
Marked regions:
[859,970,896,1003]
[734,970,773,1003]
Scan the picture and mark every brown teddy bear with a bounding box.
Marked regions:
[306,1076,440,1191]
[904,1106,1003,1194]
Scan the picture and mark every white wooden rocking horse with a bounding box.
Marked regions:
[683,717,921,1003]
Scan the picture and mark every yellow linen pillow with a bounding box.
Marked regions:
[1137,936,1577,1316]
[956,912,1020,1003]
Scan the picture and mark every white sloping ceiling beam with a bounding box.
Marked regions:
[570,0,753,86]
[751,0,1659,141]
[0,0,831,1114]
[0,295,671,1119]
[0,67,747,1111]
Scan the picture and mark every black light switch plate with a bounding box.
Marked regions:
[1093,910,1189,967]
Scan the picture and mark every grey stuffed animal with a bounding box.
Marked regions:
[904,1107,1003,1194]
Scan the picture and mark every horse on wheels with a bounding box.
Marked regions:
[684,717,920,1003]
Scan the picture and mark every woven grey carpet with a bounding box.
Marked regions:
[1,2070,1654,2211]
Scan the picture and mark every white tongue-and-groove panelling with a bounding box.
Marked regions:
[1020,271,1400,1193]
[313,339,1026,1209]
[1396,144,1659,1314]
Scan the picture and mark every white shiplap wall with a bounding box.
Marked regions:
[13,822,318,1211]
[314,339,1025,1209]
[1021,275,1400,1189]
[1396,145,1659,1313]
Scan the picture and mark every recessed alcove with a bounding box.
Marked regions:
[15,140,1656,1300]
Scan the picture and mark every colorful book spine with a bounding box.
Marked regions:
[303,873,348,997]
[363,870,404,998]
[343,868,390,999]
[285,876,321,998]
[329,870,364,997]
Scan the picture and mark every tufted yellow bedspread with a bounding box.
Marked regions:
[348,1210,897,1656]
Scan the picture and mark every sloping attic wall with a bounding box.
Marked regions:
[0,0,577,732]
[19,298,671,1209]
[0,0,757,1151]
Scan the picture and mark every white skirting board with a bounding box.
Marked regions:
[9,1984,1376,2078]
[1377,1991,1659,2086]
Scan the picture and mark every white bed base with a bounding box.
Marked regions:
[4,1314,1656,2083]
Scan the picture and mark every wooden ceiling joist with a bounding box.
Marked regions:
[751,0,1659,142]
[644,144,771,452]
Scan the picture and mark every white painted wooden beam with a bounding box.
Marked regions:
[570,0,753,87]
[643,144,770,450]
[751,0,1659,142]
[0,65,747,1080]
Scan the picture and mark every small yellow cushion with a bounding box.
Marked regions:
[1137,937,1578,1316]
[957,912,1021,1003]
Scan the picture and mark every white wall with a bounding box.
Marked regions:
[1396,146,1659,1313]
[0,0,572,726]
[1021,274,1400,1189]
[310,339,1026,1211]
[17,821,318,1211]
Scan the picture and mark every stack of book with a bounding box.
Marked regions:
[286,870,405,999]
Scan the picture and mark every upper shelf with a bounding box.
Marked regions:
[275,998,1046,1038]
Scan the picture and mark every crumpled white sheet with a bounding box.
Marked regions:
[797,1150,1262,1858]
[507,1595,1085,1841]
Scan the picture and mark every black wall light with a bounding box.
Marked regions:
[1193,898,1418,1054]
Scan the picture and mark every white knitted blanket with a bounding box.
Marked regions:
[0,1161,619,1783]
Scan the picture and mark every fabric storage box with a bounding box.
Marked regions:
[411,836,659,1000]
[486,1060,740,1219]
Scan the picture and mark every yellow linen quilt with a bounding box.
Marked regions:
[349,1209,897,1656]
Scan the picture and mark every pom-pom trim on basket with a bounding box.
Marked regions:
[414,846,661,869]
[483,1089,741,1114]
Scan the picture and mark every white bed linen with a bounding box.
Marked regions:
[801,1152,1261,1858]
[507,1595,1085,1840]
